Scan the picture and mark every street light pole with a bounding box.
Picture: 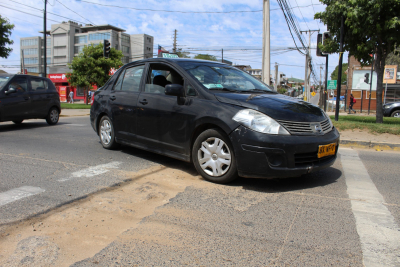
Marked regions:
[43,0,47,77]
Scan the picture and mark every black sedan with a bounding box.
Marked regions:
[90,58,339,183]
[383,102,400,117]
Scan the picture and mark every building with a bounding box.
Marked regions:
[346,55,400,111]
[20,21,154,101]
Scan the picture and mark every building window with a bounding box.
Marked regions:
[74,36,87,44]
[122,45,129,54]
[21,39,38,46]
[115,44,118,50]
[23,48,38,55]
[41,48,51,56]
[41,57,51,64]
[26,67,38,73]
[147,37,152,42]
[121,35,130,43]
[121,56,129,64]
[88,32,111,41]
[47,38,51,47]
[24,57,38,64]
[74,46,85,54]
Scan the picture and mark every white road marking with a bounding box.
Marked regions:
[64,124,86,126]
[0,186,45,207]
[340,148,400,267]
[58,161,122,182]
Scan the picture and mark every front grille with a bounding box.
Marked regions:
[277,119,332,135]
[294,151,335,167]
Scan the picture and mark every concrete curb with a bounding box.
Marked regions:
[340,140,400,151]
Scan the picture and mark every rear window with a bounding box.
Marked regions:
[31,77,46,91]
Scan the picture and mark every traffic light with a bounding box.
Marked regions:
[364,73,370,84]
[322,31,331,46]
[316,33,324,57]
[103,39,111,58]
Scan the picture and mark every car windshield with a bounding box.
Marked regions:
[177,61,274,93]
[0,75,13,90]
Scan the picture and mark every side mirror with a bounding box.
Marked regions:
[5,87,16,95]
[165,84,185,97]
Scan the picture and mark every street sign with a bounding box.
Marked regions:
[311,92,316,97]
[327,80,337,90]
[162,53,179,58]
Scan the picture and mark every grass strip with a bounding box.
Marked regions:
[61,103,91,109]
[330,115,400,135]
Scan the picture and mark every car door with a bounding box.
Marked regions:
[29,77,49,117]
[109,64,145,142]
[0,76,32,121]
[136,63,197,157]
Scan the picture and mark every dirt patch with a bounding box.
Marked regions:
[0,165,213,267]
[339,129,400,144]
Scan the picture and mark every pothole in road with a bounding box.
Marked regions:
[0,165,208,267]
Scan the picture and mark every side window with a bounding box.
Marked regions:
[121,66,144,92]
[31,77,46,91]
[9,77,28,93]
[113,70,125,91]
[145,64,183,94]
[186,82,197,96]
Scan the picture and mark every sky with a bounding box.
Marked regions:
[0,0,348,83]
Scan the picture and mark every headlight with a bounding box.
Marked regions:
[384,104,394,109]
[232,109,290,135]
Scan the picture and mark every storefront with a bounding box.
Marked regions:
[48,73,97,103]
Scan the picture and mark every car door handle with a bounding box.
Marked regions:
[109,95,116,101]
[139,99,148,105]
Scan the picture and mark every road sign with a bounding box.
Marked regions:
[311,92,316,97]
[162,53,179,58]
[327,80,337,90]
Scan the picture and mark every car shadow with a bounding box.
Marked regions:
[116,144,342,192]
[0,121,70,132]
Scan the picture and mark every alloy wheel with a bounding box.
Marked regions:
[50,109,59,123]
[100,119,112,145]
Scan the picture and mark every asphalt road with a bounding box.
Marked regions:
[0,115,399,266]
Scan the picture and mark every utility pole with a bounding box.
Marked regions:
[300,30,319,102]
[262,0,270,85]
[335,16,345,122]
[274,63,278,91]
[222,49,223,63]
[173,29,177,53]
[21,49,25,74]
[43,0,47,77]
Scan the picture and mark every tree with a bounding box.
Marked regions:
[0,15,15,59]
[331,63,348,84]
[315,0,400,123]
[386,45,400,67]
[176,48,190,58]
[66,43,123,104]
[194,54,217,61]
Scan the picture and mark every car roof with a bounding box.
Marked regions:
[127,58,229,66]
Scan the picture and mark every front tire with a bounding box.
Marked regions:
[391,110,400,118]
[192,128,238,184]
[46,107,59,125]
[99,116,118,149]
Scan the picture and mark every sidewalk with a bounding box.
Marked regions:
[60,109,399,151]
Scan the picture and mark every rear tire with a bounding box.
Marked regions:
[12,120,23,124]
[99,116,118,149]
[46,107,59,125]
[391,110,400,118]
[192,128,238,184]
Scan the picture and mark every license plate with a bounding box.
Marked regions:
[318,143,336,158]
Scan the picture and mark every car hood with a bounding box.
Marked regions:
[214,92,326,122]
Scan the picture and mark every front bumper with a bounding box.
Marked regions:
[229,125,340,179]
[383,108,392,117]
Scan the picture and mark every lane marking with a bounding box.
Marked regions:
[340,148,400,267]
[0,186,45,207]
[58,161,122,182]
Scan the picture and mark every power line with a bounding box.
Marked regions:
[55,0,95,25]
[0,4,61,23]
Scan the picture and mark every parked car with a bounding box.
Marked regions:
[90,58,339,184]
[383,101,400,117]
[0,74,60,125]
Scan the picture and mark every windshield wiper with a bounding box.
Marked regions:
[246,89,276,93]
[208,87,240,92]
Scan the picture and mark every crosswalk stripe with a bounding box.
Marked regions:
[340,148,400,267]
[0,186,45,207]
[58,161,122,182]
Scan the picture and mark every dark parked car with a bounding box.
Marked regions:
[383,102,400,117]
[0,74,60,125]
[90,59,339,183]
